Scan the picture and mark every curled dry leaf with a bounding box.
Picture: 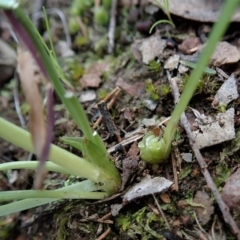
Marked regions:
[17,48,46,161]
[123,175,173,202]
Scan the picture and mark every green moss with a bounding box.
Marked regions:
[146,79,159,101]
[70,0,94,16]
[160,84,171,96]
[147,60,161,73]
[116,207,166,239]
[56,214,69,240]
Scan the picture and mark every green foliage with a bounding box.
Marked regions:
[70,0,94,16]
[160,84,171,96]
[179,165,192,180]
[145,79,159,100]
[147,60,161,73]
[181,60,216,76]
[214,161,231,188]
[103,0,112,9]
[116,207,164,239]
[94,6,109,26]
[221,130,240,159]
[140,0,239,164]
[69,17,80,34]
[150,0,175,33]
[138,131,170,164]
[0,2,121,216]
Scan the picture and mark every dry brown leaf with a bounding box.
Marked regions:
[178,37,201,55]
[80,62,109,88]
[193,191,214,225]
[115,77,145,97]
[210,41,240,66]
[131,35,167,64]
[17,48,46,159]
[222,168,240,209]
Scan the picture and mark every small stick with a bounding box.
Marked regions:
[95,227,111,240]
[100,212,112,221]
[98,101,119,137]
[168,74,240,239]
[171,152,179,192]
[76,16,88,40]
[97,100,125,153]
[152,194,170,229]
[93,88,120,129]
[102,87,120,103]
[13,73,26,129]
[108,0,117,53]
[216,67,229,79]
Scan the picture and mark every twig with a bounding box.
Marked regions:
[93,87,120,129]
[76,16,88,40]
[171,152,179,192]
[167,74,240,239]
[13,73,26,129]
[98,100,125,153]
[108,0,117,53]
[95,227,111,240]
[152,194,170,229]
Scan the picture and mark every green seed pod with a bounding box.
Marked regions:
[103,0,112,9]
[69,18,80,34]
[138,132,170,164]
[94,6,109,26]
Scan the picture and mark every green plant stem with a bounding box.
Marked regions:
[0,190,106,201]
[0,161,69,174]
[0,117,120,194]
[11,7,94,142]
[0,180,102,216]
[163,0,239,153]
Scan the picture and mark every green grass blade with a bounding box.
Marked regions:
[0,161,69,174]
[10,7,94,142]
[0,190,107,201]
[162,0,240,155]
[0,117,120,193]
[0,180,104,216]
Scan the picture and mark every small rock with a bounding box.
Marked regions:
[55,40,74,58]
[210,41,240,67]
[193,191,214,225]
[180,153,193,162]
[178,37,201,54]
[116,77,145,97]
[222,168,240,209]
[123,175,173,202]
[192,108,235,149]
[131,34,167,64]
[79,90,96,102]
[164,54,180,70]
[212,74,239,108]
[143,99,158,111]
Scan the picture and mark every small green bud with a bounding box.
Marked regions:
[103,0,112,9]
[94,6,109,26]
[138,132,169,164]
[69,18,80,34]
